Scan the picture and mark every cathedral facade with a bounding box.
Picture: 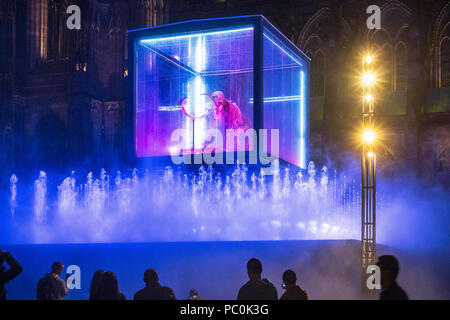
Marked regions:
[0,0,449,186]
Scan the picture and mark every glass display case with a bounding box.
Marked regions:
[128,15,310,168]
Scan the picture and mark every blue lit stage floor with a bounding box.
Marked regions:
[1,240,449,300]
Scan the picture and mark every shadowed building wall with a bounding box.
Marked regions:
[0,0,449,188]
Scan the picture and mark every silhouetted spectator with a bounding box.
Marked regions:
[96,271,126,300]
[0,249,23,300]
[237,258,278,300]
[134,269,175,300]
[89,269,105,300]
[280,269,308,300]
[377,255,408,300]
[187,289,203,300]
[37,262,68,300]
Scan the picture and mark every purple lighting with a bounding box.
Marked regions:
[132,16,309,167]
[135,26,255,157]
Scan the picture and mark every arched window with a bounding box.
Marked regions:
[379,45,393,91]
[306,51,314,96]
[441,37,450,87]
[310,51,325,97]
[395,43,407,91]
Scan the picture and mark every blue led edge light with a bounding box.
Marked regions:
[127,15,262,33]
[300,70,306,169]
[139,27,254,43]
[249,95,303,103]
[263,33,303,66]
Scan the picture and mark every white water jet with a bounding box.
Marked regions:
[34,171,47,221]
[11,162,360,243]
[57,172,77,213]
[10,174,17,217]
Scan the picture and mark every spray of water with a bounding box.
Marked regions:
[33,171,47,222]
[9,174,17,217]
[10,161,360,243]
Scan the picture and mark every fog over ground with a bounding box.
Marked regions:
[0,158,449,299]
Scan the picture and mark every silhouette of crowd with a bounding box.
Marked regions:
[0,249,408,300]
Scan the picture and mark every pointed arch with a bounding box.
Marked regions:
[430,2,450,87]
[432,2,450,47]
[370,28,393,46]
[311,50,325,97]
[379,44,394,91]
[296,7,331,50]
[441,36,450,87]
[303,34,325,54]
[394,42,407,91]
[365,0,411,41]
[395,24,409,43]
[338,10,353,47]
[381,0,412,16]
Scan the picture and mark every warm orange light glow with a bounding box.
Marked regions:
[364,55,373,64]
[365,94,373,101]
[363,73,375,86]
[362,129,376,144]
[368,152,374,158]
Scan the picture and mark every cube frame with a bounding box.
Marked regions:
[126,15,310,168]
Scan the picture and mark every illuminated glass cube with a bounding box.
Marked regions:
[128,15,309,168]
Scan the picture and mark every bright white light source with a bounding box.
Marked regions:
[362,129,376,144]
[363,73,375,86]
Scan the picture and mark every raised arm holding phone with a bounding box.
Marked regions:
[0,249,23,300]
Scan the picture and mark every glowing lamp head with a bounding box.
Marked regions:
[368,152,374,158]
[362,129,376,144]
[363,73,375,86]
[365,94,373,102]
[364,55,373,64]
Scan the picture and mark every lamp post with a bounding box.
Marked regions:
[361,55,376,298]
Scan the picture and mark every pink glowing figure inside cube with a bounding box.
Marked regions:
[180,91,248,131]
[178,91,249,153]
[210,91,248,131]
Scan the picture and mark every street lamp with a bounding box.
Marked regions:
[361,54,377,298]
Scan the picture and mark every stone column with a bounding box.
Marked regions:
[27,0,48,70]
[322,2,341,161]
[405,0,429,177]
[0,0,16,178]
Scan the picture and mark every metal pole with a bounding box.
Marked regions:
[361,55,376,298]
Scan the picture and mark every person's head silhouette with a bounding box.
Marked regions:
[89,269,105,300]
[377,255,399,290]
[247,258,262,280]
[51,262,64,277]
[188,289,200,300]
[98,271,123,300]
[282,269,297,289]
[144,269,159,285]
